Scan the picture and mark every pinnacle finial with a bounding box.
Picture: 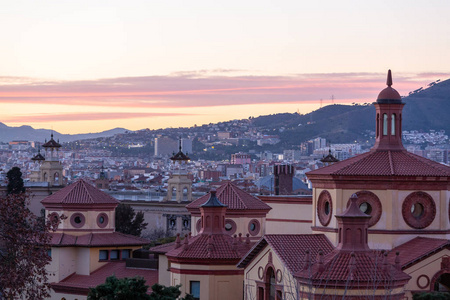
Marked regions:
[387,70,393,87]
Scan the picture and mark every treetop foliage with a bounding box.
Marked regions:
[6,166,25,195]
[115,203,148,236]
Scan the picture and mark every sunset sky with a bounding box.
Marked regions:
[1,0,449,134]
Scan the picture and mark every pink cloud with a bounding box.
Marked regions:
[2,112,195,123]
[0,72,446,109]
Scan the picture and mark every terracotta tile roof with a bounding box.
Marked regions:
[307,150,450,177]
[42,179,119,206]
[50,232,149,247]
[237,234,334,273]
[165,234,253,261]
[186,182,271,211]
[31,152,45,161]
[150,241,177,254]
[51,261,158,295]
[387,237,450,269]
[296,250,410,283]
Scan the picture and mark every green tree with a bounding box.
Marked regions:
[115,203,148,236]
[87,275,150,300]
[149,283,195,300]
[6,166,25,195]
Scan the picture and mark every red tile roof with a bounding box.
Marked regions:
[238,234,334,273]
[387,237,450,269]
[186,182,271,211]
[164,234,253,261]
[51,261,158,295]
[307,150,450,177]
[295,250,410,284]
[42,179,119,206]
[50,232,149,247]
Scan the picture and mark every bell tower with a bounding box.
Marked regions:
[39,133,64,186]
[164,139,192,202]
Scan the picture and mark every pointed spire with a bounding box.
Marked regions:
[387,69,393,87]
[175,233,181,249]
[179,137,182,152]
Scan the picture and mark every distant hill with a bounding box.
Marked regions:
[251,77,450,146]
[0,124,129,143]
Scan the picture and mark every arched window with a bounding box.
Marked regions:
[266,268,276,300]
[391,114,396,135]
[383,114,388,135]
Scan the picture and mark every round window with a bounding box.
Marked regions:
[248,219,260,236]
[70,213,85,228]
[346,191,382,228]
[224,219,237,235]
[317,190,332,226]
[97,213,109,228]
[402,191,435,229]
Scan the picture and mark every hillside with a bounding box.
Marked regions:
[0,124,129,143]
[252,77,450,146]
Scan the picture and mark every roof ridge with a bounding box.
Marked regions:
[80,180,96,204]
[229,183,249,209]
[388,151,395,175]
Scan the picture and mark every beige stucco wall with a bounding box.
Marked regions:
[47,209,116,234]
[170,263,244,300]
[158,255,170,287]
[312,188,450,249]
[265,202,312,235]
[191,215,267,240]
[244,245,300,300]
[402,248,450,298]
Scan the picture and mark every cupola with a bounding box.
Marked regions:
[199,190,227,235]
[372,70,405,151]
